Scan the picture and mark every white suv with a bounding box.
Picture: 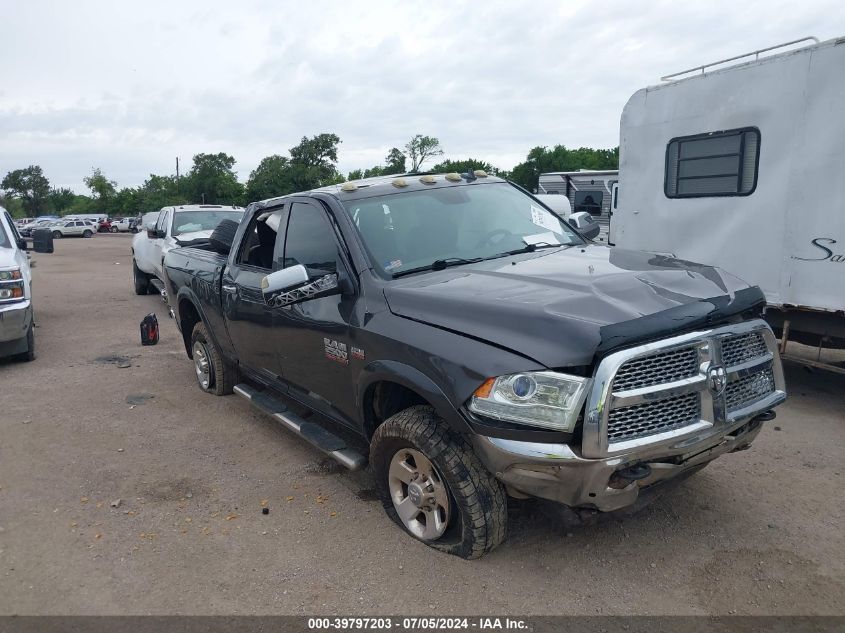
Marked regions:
[51,220,97,239]
[0,209,34,361]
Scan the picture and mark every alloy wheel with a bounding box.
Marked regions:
[388,448,451,541]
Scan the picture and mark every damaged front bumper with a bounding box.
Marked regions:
[470,409,775,512]
[0,300,33,356]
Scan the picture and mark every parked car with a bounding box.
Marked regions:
[0,208,35,361]
[51,220,97,239]
[164,173,787,558]
[19,218,58,237]
[132,204,244,295]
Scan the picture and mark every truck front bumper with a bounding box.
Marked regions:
[470,411,773,512]
[0,300,33,356]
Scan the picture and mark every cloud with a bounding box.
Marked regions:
[0,0,840,192]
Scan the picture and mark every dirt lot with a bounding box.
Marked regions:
[1,235,843,615]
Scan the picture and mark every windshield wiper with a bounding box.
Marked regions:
[485,241,566,260]
[392,257,483,278]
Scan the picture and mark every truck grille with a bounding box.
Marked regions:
[721,331,768,366]
[584,320,785,456]
[726,368,775,412]
[607,392,700,442]
[613,346,699,391]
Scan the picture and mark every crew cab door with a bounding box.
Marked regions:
[274,201,359,426]
[221,205,288,385]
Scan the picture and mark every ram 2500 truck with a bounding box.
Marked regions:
[164,172,787,559]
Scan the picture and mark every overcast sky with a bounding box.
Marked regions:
[0,0,840,192]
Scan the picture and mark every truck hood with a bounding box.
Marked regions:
[383,245,762,367]
[0,247,18,267]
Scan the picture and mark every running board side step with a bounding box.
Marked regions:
[233,384,367,471]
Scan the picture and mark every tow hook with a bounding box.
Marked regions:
[609,463,652,489]
[754,410,777,422]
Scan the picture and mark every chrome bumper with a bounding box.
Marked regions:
[0,300,32,348]
[470,402,781,512]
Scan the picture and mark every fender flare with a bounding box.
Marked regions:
[174,286,224,359]
[357,359,473,435]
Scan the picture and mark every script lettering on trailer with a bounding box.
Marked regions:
[793,237,845,263]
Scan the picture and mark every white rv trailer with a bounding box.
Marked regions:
[537,170,618,243]
[612,36,845,371]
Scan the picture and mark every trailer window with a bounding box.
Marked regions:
[665,128,760,197]
[573,191,603,216]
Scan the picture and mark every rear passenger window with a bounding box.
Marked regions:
[665,127,760,197]
[284,203,340,276]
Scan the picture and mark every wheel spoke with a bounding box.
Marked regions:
[431,481,450,511]
[388,455,415,485]
[395,497,420,523]
[419,508,447,540]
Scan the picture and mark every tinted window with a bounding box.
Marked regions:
[665,128,760,197]
[573,190,603,215]
[172,210,244,237]
[284,203,339,276]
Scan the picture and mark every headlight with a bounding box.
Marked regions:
[0,269,25,302]
[468,371,591,432]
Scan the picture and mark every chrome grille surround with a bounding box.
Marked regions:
[582,320,786,458]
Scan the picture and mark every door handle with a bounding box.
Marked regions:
[222,284,238,293]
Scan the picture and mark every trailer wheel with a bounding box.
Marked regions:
[370,405,507,559]
[190,322,237,396]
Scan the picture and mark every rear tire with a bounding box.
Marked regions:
[370,405,507,559]
[110,226,118,233]
[133,260,150,295]
[83,230,93,238]
[52,231,61,239]
[190,322,237,396]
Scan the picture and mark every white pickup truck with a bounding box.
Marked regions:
[132,204,244,295]
[0,208,35,361]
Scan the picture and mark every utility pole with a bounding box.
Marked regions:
[175,157,180,194]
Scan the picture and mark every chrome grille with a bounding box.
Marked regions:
[722,331,768,367]
[613,346,699,391]
[726,369,775,412]
[607,393,700,442]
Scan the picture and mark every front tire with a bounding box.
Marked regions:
[190,322,237,395]
[110,226,118,233]
[133,260,150,295]
[370,406,507,559]
[52,231,62,239]
[15,325,35,362]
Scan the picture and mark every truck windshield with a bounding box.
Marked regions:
[172,210,243,236]
[344,182,584,276]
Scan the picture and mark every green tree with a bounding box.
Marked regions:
[430,158,494,174]
[404,135,444,172]
[183,153,244,205]
[384,147,406,174]
[48,187,77,214]
[245,155,291,202]
[347,169,364,180]
[509,145,619,192]
[1,165,51,214]
[136,174,185,212]
[83,168,117,200]
[286,134,343,191]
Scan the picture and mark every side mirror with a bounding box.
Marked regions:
[568,211,601,241]
[146,223,157,239]
[17,238,27,251]
[261,264,339,307]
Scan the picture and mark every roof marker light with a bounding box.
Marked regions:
[392,178,408,188]
[445,172,461,182]
[340,182,358,192]
[419,175,437,185]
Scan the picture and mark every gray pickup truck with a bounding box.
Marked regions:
[164,172,787,558]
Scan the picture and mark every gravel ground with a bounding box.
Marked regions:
[1,235,843,615]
